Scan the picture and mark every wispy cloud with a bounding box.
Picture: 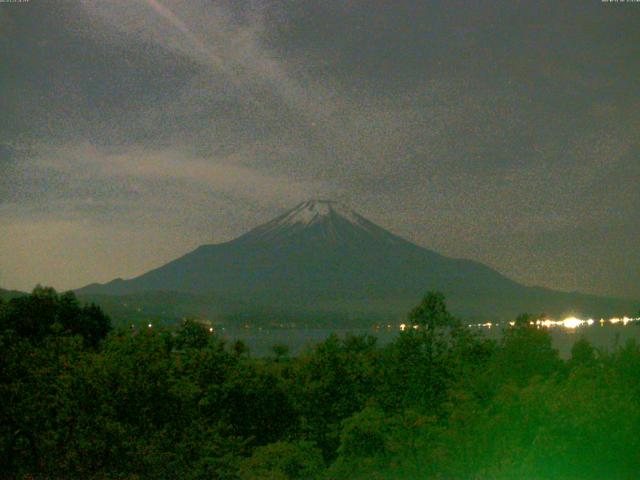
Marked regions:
[1,0,638,297]
[79,0,336,124]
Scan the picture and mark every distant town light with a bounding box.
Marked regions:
[561,317,583,329]
[397,315,638,332]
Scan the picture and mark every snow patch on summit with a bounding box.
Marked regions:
[278,200,363,227]
[241,199,395,245]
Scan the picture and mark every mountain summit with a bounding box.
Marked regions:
[242,200,404,247]
[78,201,637,323]
[266,200,362,227]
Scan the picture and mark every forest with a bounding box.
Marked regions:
[2,287,640,479]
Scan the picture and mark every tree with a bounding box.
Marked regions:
[569,336,597,368]
[175,318,211,350]
[238,441,323,480]
[292,334,380,460]
[382,292,467,411]
[76,302,112,348]
[337,407,389,460]
[233,340,249,357]
[272,344,289,362]
[0,286,111,347]
[488,315,562,388]
[200,362,297,445]
[407,291,459,329]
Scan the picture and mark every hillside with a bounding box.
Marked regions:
[77,200,638,324]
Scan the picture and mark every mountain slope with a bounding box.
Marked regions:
[77,200,638,322]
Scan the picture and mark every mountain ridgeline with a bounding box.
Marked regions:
[77,200,637,324]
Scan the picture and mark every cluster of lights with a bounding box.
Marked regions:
[399,323,420,331]
[464,316,640,330]
[138,323,215,332]
[465,322,495,328]
[530,317,593,329]
[609,316,637,326]
[395,316,639,332]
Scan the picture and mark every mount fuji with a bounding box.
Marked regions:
[77,200,637,324]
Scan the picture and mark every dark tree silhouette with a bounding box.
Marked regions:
[0,286,111,346]
[407,291,459,329]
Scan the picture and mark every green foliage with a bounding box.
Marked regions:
[337,407,389,460]
[2,288,640,479]
[407,291,459,329]
[569,336,597,368]
[232,339,250,356]
[488,316,562,388]
[291,334,380,460]
[238,441,323,480]
[175,318,212,350]
[272,343,290,361]
[0,286,111,347]
[379,296,483,413]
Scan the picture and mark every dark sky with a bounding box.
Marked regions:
[1,0,639,299]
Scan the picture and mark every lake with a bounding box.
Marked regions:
[220,322,640,358]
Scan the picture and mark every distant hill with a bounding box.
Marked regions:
[77,200,638,324]
[75,290,264,327]
[0,287,27,301]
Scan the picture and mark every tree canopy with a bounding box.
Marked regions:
[2,288,639,479]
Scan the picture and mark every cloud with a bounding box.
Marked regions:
[79,0,336,124]
[0,140,336,291]
[2,141,335,225]
[1,0,638,298]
